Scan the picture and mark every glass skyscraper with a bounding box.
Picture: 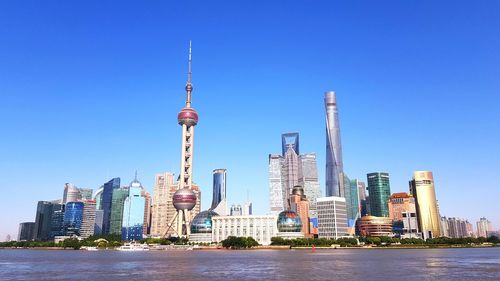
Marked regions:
[50,205,65,239]
[110,187,129,235]
[325,91,344,197]
[367,172,391,217]
[101,177,120,235]
[211,169,227,215]
[298,153,321,217]
[122,180,145,241]
[34,201,63,241]
[18,222,35,241]
[63,202,84,236]
[281,132,299,156]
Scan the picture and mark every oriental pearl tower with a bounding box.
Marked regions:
[171,41,198,238]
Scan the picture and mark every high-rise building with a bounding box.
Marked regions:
[150,172,175,237]
[63,183,80,204]
[281,132,299,156]
[477,217,493,238]
[341,173,358,232]
[141,189,151,235]
[357,181,368,217]
[348,179,360,226]
[388,192,417,221]
[211,169,227,216]
[317,196,348,239]
[230,204,243,216]
[18,222,35,241]
[80,200,96,239]
[289,186,311,237]
[243,200,253,216]
[63,202,84,236]
[122,179,146,241]
[441,217,473,238]
[94,186,103,210]
[79,188,93,200]
[325,91,344,197]
[269,154,285,214]
[282,138,299,206]
[110,187,129,235]
[409,171,441,239]
[171,41,199,238]
[50,204,65,239]
[298,153,321,217]
[367,172,391,217]
[34,201,63,241]
[101,177,120,235]
[94,209,104,235]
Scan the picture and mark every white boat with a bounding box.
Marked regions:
[84,246,99,251]
[117,242,150,251]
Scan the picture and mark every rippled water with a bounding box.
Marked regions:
[1,248,499,280]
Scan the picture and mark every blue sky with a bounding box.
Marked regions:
[1,1,499,238]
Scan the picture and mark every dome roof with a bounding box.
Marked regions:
[277,210,302,233]
[190,210,219,234]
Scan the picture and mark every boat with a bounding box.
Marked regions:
[84,246,99,251]
[117,242,150,251]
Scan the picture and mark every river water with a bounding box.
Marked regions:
[1,248,499,280]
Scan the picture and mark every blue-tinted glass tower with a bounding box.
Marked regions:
[101,177,120,235]
[211,169,227,215]
[64,202,84,236]
[281,132,299,156]
[121,179,145,241]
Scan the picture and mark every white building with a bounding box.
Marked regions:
[476,217,493,238]
[212,215,278,246]
[317,196,348,239]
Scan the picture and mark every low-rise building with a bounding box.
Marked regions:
[212,215,278,245]
[357,216,392,237]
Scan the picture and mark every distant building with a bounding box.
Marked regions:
[79,188,93,200]
[282,136,300,206]
[269,154,285,214]
[348,179,360,225]
[409,171,441,239]
[357,181,368,216]
[141,189,151,235]
[357,216,393,237]
[63,202,84,236]
[230,204,242,216]
[476,217,493,238]
[325,91,344,198]
[441,217,473,238]
[341,173,357,232]
[211,169,227,216]
[388,192,416,221]
[80,200,96,239]
[49,204,65,239]
[317,196,348,239]
[243,200,252,216]
[212,215,278,246]
[150,172,175,237]
[94,209,104,235]
[94,186,103,210]
[18,222,35,241]
[298,153,321,217]
[63,183,80,204]
[101,177,120,235]
[110,187,129,235]
[367,172,391,217]
[122,178,146,241]
[34,201,63,241]
[289,186,311,237]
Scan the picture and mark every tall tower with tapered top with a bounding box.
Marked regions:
[172,41,198,238]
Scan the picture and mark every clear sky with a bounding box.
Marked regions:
[1,1,499,239]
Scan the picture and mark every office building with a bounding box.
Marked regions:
[367,172,391,217]
[477,217,493,238]
[34,201,63,241]
[110,187,129,235]
[230,204,242,216]
[357,216,393,237]
[357,181,368,216]
[212,215,278,245]
[94,186,103,210]
[79,188,93,200]
[243,200,253,216]
[18,222,35,241]
[80,200,96,239]
[282,134,300,206]
[288,186,310,237]
[269,154,285,214]
[63,202,84,236]
[441,217,473,238]
[211,169,227,216]
[94,209,104,235]
[63,183,80,204]
[325,91,344,197]
[150,172,175,237]
[101,177,120,235]
[409,171,441,239]
[349,179,361,223]
[49,204,65,239]
[388,192,417,221]
[141,189,151,235]
[122,178,146,241]
[317,196,348,239]
[298,153,321,217]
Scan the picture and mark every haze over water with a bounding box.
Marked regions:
[1,248,499,280]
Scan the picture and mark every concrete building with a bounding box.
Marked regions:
[282,137,299,206]
[477,217,493,238]
[230,204,242,216]
[289,186,311,237]
[409,171,442,239]
[298,153,321,217]
[18,222,35,241]
[212,215,278,246]
[141,189,151,235]
[80,200,96,239]
[441,217,473,238]
[325,91,344,198]
[388,192,417,221]
[367,172,391,217]
[317,196,348,239]
[211,169,228,216]
[357,216,393,237]
[243,200,252,216]
[150,172,175,236]
[357,181,368,217]
[269,154,285,214]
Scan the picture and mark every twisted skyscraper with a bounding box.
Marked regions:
[325,91,344,197]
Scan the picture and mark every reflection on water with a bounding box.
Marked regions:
[0,248,499,280]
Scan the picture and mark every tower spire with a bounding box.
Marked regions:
[185,40,193,108]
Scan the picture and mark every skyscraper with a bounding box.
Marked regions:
[18,222,35,241]
[63,202,84,236]
[367,172,391,217]
[325,91,344,197]
[348,179,360,225]
[34,201,63,241]
[110,187,129,235]
[409,171,441,239]
[281,132,299,156]
[122,178,146,241]
[357,181,368,216]
[63,183,80,204]
[298,153,321,217]
[476,217,493,238]
[171,41,199,238]
[150,172,175,237]
[101,177,120,235]
[282,137,299,206]
[80,200,96,239]
[289,186,311,237]
[317,196,348,239]
[141,189,151,235]
[269,154,285,214]
[211,169,227,216]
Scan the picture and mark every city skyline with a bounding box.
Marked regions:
[2,1,500,238]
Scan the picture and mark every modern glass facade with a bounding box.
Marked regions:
[325,91,344,197]
[348,179,360,226]
[282,144,299,207]
[101,177,120,235]
[409,171,441,239]
[367,172,391,217]
[281,132,299,156]
[18,222,35,241]
[63,202,84,236]
[122,185,145,241]
[34,201,63,241]
[50,205,65,239]
[211,169,227,215]
[298,153,321,217]
[110,187,129,235]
